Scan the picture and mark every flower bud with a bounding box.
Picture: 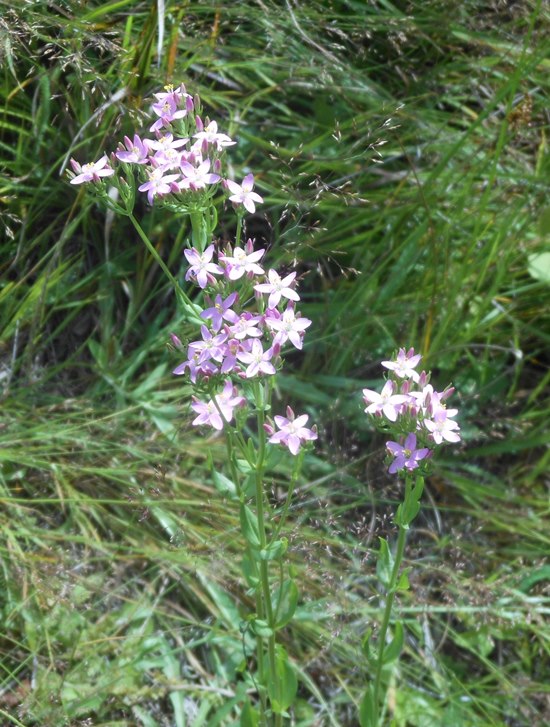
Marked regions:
[170,333,185,350]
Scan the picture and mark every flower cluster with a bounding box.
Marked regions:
[68,83,262,215]
[363,348,460,474]
[173,237,317,454]
[173,238,312,382]
[69,83,317,457]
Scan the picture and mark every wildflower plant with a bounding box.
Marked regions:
[359,348,461,727]
[69,83,316,724]
[68,83,462,725]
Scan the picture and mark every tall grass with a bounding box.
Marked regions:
[1,0,549,724]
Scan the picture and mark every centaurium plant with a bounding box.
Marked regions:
[359,348,461,727]
[69,83,316,725]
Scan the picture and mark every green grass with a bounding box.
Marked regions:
[1,0,550,724]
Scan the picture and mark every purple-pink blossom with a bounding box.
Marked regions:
[268,407,317,455]
[423,410,461,444]
[236,339,276,378]
[115,135,150,164]
[254,270,300,309]
[228,313,263,341]
[386,433,431,474]
[363,380,409,422]
[220,240,265,280]
[188,325,228,364]
[150,86,191,132]
[200,292,239,332]
[138,167,180,204]
[191,381,246,431]
[146,133,188,153]
[266,307,311,350]
[382,347,422,383]
[226,173,263,214]
[184,245,223,289]
[179,160,220,191]
[193,120,235,150]
[69,156,115,185]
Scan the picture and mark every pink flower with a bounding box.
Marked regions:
[226,173,263,214]
[150,94,188,132]
[146,133,189,153]
[363,380,409,422]
[152,146,185,170]
[179,160,220,191]
[115,135,150,164]
[228,313,263,341]
[69,155,115,184]
[220,240,265,280]
[386,433,430,474]
[268,407,317,455]
[173,350,217,384]
[423,410,461,444]
[254,269,300,309]
[191,381,245,431]
[184,245,223,289]
[236,339,276,378]
[266,307,311,350]
[200,292,239,331]
[138,167,180,204]
[382,347,422,383]
[193,120,235,150]
[188,325,228,364]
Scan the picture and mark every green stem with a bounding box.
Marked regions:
[127,213,203,324]
[252,380,281,725]
[272,449,304,542]
[372,491,410,725]
[235,211,244,247]
[189,209,208,251]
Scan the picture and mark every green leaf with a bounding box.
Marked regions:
[361,628,379,667]
[241,551,260,589]
[259,538,288,561]
[212,469,237,499]
[376,538,394,587]
[396,567,411,592]
[250,618,274,638]
[395,476,424,527]
[359,686,377,727]
[538,207,550,236]
[273,578,298,629]
[527,251,550,284]
[268,645,297,713]
[240,503,261,548]
[382,621,404,663]
[240,700,259,727]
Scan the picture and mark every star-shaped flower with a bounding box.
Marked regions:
[386,433,430,474]
[268,407,317,455]
[184,245,223,288]
[226,174,263,214]
[254,270,300,309]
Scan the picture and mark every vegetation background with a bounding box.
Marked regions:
[1,0,549,725]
